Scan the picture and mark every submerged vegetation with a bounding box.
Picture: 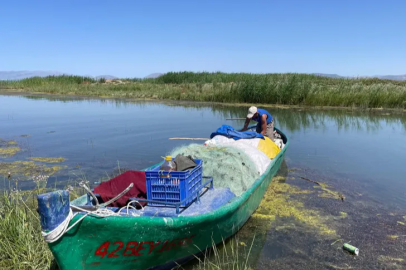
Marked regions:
[0,139,21,158]
[29,157,66,163]
[250,176,336,236]
[1,72,406,109]
[0,139,65,179]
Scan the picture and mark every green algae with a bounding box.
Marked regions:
[0,147,21,158]
[387,235,400,240]
[314,182,345,201]
[377,255,406,270]
[250,176,336,236]
[339,212,348,219]
[0,161,64,178]
[0,139,22,157]
[29,157,66,163]
[378,256,404,263]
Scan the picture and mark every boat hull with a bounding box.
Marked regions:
[48,131,289,270]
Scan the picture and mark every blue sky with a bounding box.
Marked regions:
[1,0,405,78]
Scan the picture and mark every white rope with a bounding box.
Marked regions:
[41,209,76,243]
[118,200,144,216]
[41,196,146,243]
[41,206,119,243]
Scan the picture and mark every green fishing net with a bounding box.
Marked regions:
[170,144,260,196]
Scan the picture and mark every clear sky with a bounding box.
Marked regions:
[1,0,405,78]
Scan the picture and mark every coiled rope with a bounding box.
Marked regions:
[41,201,143,243]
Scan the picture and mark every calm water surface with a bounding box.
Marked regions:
[1,94,406,268]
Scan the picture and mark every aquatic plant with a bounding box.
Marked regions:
[0,147,21,158]
[29,157,66,163]
[33,174,50,190]
[0,160,64,178]
[1,73,406,109]
[0,139,21,158]
[250,176,336,236]
[188,237,255,270]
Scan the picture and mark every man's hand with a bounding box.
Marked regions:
[241,117,250,131]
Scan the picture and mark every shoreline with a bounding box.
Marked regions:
[1,88,406,115]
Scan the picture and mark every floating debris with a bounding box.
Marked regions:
[296,176,345,201]
[343,243,359,255]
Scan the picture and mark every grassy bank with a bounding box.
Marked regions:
[0,188,55,269]
[1,72,406,109]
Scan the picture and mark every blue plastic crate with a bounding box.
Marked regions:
[145,159,203,207]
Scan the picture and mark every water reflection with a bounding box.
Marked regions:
[20,94,406,133]
[209,106,406,133]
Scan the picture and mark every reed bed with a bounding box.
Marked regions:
[0,174,84,270]
[0,189,56,270]
[1,73,406,109]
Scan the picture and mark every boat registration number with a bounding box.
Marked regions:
[94,235,196,258]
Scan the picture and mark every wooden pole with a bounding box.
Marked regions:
[169,138,209,141]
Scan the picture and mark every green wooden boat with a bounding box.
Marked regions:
[37,128,289,270]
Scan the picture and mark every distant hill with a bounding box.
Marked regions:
[0,71,120,81]
[374,75,406,81]
[0,71,65,80]
[313,73,406,81]
[312,73,345,79]
[145,73,164,79]
[95,75,118,80]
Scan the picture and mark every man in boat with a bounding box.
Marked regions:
[241,106,274,141]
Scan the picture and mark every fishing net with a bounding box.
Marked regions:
[170,144,260,196]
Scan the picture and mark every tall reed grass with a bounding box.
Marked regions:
[186,237,255,270]
[1,73,406,109]
[0,189,56,270]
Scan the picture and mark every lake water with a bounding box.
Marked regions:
[1,94,406,269]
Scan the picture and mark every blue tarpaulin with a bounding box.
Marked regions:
[210,125,264,140]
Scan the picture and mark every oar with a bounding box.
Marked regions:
[169,138,209,141]
[226,118,246,120]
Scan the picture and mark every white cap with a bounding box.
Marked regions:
[247,106,257,118]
